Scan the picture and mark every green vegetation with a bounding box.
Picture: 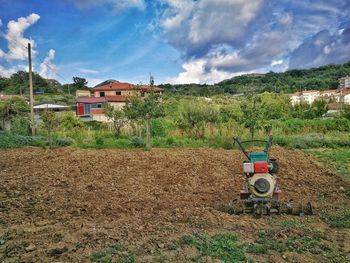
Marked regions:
[168,218,349,263]
[174,233,251,263]
[305,148,350,179]
[248,219,348,262]
[89,243,136,263]
[321,208,350,228]
[124,88,164,149]
[1,62,350,151]
[0,72,89,95]
[2,92,350,150]
[159,61,350,96]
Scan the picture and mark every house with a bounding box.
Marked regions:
[339,75,350,89]
[290,92,301,106]
[300,90,320,104]
[92,81,162,98]
[343,90,350,105]
[76,89,91,98]
[76,80,163,122]
[290,90,320,105]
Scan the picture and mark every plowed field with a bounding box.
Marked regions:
[0,147,349,262]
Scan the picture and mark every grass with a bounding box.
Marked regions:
[173,233,251,263]
[89,243,136,263]
[248,219,348,262]
[305,147,350,180]
[321,208,350,229]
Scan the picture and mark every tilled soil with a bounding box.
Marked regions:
[0,147,349,262]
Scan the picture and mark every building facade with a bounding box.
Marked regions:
[339,76,350,89]
[76,81,162,122]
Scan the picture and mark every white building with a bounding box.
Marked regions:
[291,89,350,106]
[343,91,350,105]
[300,90,320,104]
[320,89,340,102]
[290,92,301,106]
[339,76,350,89]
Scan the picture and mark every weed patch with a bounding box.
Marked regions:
[321,208,350,228]
[248,219,347,262]
[174,233,251,263]
[89,243,136,263]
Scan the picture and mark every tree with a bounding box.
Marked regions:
[72,77,88,90]
[8,71,49,94]
[105,104,127,136]
[59,112,84,130]
[178,104,219,138]
[124,85,164,149]
[41,111,59,148]
[0,96,29,131]
[240,95,265,139]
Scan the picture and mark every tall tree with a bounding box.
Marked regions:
[8,71,49,95]
[124,79,164,149]
[72,77,88,90]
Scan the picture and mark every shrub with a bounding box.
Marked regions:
[95,136,104,146]
[55,137,75,147]
[130,136,145,148]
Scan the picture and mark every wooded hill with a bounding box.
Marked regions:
[159,61,350,96]
[1,61,350,96]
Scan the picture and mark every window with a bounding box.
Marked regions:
[100,92,105,97]
[97,104,102,108]
[116,91,121,95]
[85,104,91,115]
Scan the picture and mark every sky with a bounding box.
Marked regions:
[0,0,350,86]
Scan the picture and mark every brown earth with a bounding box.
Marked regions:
[0,147,349,262]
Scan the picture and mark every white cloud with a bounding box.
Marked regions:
[73,0,145,12]
[39,49,57,79]
[166,58,243,84]
[271,60,283,66]
[1,13,40,61]
[78,68,99,74]
[0,65,17,77]
[86,78,106,87]
[161,0,350,83]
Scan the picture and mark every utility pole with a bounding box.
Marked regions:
[28,43,35,135]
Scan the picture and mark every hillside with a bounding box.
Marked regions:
[159,61,350,96]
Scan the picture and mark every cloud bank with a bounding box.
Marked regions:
[0,13,40,61]
[157,0,350,84]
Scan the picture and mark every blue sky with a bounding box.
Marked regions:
[0,0,350,86]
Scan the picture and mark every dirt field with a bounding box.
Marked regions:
[0,147,349,262]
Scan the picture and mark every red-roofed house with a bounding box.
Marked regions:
[76,80,163,122]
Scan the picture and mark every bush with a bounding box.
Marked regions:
[95,136,104,146]
[151,118,173,137]
[55,137,75,147]
[10,117,29,135]
[130,136,145,148]
[0,133,46,148]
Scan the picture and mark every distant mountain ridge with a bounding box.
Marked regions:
[159,61,350,96]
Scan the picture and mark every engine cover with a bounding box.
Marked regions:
[248,173,276,197]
